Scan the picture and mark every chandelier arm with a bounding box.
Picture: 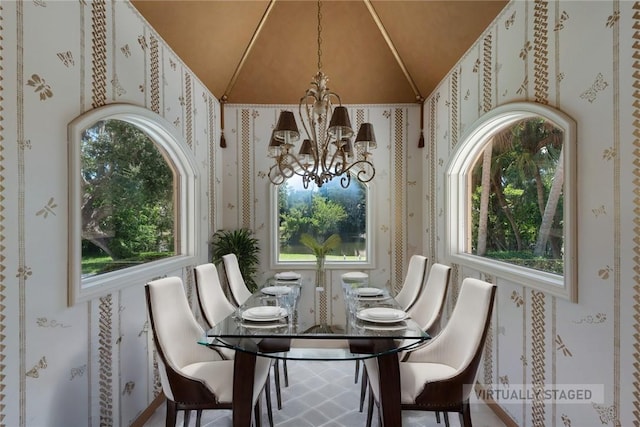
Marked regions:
[270,156,322,186]
[325,140,346,174]
[299,95,322,164]
[278,152,319,179]
[299,95,314,140]
[341,159,376,183]
[339,173,352,189]
[325,91,342,106]
[268,163,287,185]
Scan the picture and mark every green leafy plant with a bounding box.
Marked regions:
[300,233,341,289]
[210,228,260,292]
[299,233,342,260]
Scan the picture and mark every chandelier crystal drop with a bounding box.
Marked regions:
[267,1,376,189]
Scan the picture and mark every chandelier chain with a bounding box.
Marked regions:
[317,0,323,71]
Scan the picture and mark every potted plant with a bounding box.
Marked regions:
[210,228,260,292]
[299,233,342,289]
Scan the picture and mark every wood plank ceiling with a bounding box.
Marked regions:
[132,0,508,105]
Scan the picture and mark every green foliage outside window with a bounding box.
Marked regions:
[277,175,367,262]
[80,119,175,275]
[469,118,564,274]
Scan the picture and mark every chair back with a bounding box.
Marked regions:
[395,255,428,310]
[408,278,496,408]
[407,263,451,335]
[410,278,496,380]
[145,277,222,401]
[222,253,253,306]
[194,263,236,328]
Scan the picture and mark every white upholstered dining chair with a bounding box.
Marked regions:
[220,254,290,410]
[145,276,273,427]
[222,253,253,307]
[356,254,427,403]
[364,277,496,427]
[405,262,452,338]
[358,262,452,412]
[194,262,236,327]
[394,254,428,311]
[194,263,246,359]
[194,262,276,425]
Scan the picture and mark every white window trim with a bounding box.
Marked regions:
[444,102,577,302]
[67,103,199,306]
[268,177,376,270]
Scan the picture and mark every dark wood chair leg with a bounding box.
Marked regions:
[436,411,441,423]
[365,388,374,427]
[444,411,450,427]
[273,362,282,410]
[283,360,289,387]
[359,366,368,412]
[460,400,472,427]
[182,409,191,427]
[166,399,177,427]
[254,397,261,427]
[355,359,360,383]
[195,409,202,427]
[264,375,274,427]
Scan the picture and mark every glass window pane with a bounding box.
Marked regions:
[276,175,368,263]
[80,119,176,277]
[467,117,564,275]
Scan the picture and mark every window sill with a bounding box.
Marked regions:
[69,254,197,305]
[447,251,574,301]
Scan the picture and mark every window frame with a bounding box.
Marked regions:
[268,176,376,270]
[67,103,199,306]
[445,102,577,302]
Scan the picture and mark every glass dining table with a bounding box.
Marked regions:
[201,279,430,427]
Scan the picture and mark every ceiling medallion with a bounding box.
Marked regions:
[267,1,376,189]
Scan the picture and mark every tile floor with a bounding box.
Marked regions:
[143,359,508,427]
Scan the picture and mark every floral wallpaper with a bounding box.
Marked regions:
[426,1,636,426]
[4,0,640,426]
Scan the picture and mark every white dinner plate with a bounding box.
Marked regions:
[354,287,384,297]
[357,307,407,323]
[242,306,286,322]
[342,272,369,283]
[261,286,292,295]
[362,322,408,331]
[274,271,301,281]
[241,321,287,329]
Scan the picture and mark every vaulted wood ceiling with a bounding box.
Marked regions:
[132,0,508,105]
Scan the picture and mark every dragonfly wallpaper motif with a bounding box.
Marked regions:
[2,0,639,426]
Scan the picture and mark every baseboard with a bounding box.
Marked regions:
[475,383,519,427]
[130,393,165,427]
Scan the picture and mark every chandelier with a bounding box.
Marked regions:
[267,1,376,189]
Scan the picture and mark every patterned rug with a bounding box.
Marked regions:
[145,359,506,427]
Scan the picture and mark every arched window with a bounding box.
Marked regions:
[270,173,373,269]
[445,102,577,301]
[68,104,199,305]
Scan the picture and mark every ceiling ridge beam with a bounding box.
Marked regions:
[363,0,423,103]
[222,0,277,102]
